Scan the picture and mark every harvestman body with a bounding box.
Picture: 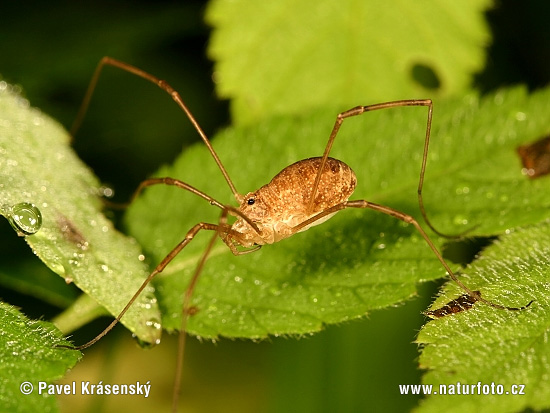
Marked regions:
[67,57,533,411]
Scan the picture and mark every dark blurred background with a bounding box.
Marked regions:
[1,1,550,412]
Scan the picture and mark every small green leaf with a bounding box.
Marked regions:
[0,301,81,413]
[125,86,550,339]
[0,260,79,309]
[206,0,492,124]
[416,221,550,413]
[0,84,160,344]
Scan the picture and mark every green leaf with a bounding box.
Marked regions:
[0,84,160,344]
[124,85,550,339]
[0,259,79,309]
[206,0,493,124]
[416,221,550,413]
[0,302,81,413]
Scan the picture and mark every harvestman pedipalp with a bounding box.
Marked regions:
[65,57,533,411]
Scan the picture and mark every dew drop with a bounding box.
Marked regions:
[455,186,470,195]
[68,258,81,268]
[4,203,43,236]
[269,286,281,296]
[515,112,527,121]
[133,335,159,349]
[98,186,115,198]
[145,318,162,331]
[453,215,469,226]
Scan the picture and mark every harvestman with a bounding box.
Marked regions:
[67,57,533,409]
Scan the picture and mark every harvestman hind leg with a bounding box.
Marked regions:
[296,196,533,311]
[311,100,472,238]
[307,100,532,311]
[66,58,533,413]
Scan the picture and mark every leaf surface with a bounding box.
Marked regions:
[416,221,550,413]
[0,302,81,413]
[124,86,550,339]
[0,85,161,344]
[206,0,492,124]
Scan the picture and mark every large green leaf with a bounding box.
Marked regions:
[416,221,550,413]
[0,83,160,345]
[0,302,80,413]
[124,85,550,339]
[206,0,492,124]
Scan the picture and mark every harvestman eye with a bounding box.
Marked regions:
[62,57,534,412]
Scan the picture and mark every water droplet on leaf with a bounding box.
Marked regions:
[133,335,159,349]
[145,318,162,331]
[4,202,42,235]
[453,215,469,226]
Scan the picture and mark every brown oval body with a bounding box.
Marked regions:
[231,157,357,246]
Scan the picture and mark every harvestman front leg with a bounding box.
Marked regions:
[66,177,261,352]
[65,173,264,409]
[67,220,220,351]
[71,56,243,203]
[171,207,260,412]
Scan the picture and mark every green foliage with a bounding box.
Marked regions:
[0,302,80,413]
[203,2,550,410]
[0,85,160,345]
[2,2,549,412]
[417,222,550,413]
[124,86,550,340]
[206,0,493,124]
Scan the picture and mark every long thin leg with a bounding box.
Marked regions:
[61,171,265,350]
[171,208,232,412]
[172,228,220,413]
[309,99,468,238]
[115,176,263,235]
[65,221,223,351]
[293,200,533,312]
[71,56,243,203]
